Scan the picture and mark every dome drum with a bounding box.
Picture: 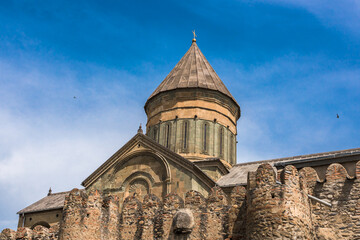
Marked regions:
[147,118,236,165]
[144,40,240,167]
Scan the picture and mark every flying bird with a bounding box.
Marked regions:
[73,96,77,99]
[337,114,339,118]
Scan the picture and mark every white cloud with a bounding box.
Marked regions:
[263,0,360,36]
[0,57,147,230]
[221,54,360,163]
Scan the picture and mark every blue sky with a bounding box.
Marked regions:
[1,0,360,230]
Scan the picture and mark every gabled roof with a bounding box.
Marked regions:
[217,147,360,187]
[82,133,216,189]
[17,191,70,214]
[147,41,238,105]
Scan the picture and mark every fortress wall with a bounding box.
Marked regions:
[304,162,360,239]
[245,164,314,239]
[5,161,360,240]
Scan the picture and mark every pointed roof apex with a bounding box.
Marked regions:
[147,41,238,105]
[192,30,197,43]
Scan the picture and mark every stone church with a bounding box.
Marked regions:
[3,37,360,240]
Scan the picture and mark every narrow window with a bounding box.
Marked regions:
[166,124,171,148]
[204,123,208,151]
[183,122,188,149]
[219,128,223,155]
[230,134,234,161]
[153,128,157,142]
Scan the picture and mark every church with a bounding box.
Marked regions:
[8,36,360,239]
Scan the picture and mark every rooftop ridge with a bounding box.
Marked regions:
[48,190,72,196]
[234,147,360,167]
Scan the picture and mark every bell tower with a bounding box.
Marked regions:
[144,37,240,169]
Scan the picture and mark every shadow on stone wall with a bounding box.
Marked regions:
[3,162,360,240]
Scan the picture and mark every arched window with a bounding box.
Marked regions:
[230,134,234,162]
[219,127,224,156]
[183,121,188,149]
[165,123,171,148]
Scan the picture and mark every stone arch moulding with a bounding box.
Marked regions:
[123,176,151,199]
[113,148,171,183]
[120,171,155,191]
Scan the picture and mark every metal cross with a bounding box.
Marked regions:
[192,30,197,39]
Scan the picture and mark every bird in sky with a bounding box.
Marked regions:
[73,96,77,99]
[337,114,339,118]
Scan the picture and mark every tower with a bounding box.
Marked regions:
[144,38,241,170]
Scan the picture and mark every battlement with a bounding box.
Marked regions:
[246,164,314,239]
[3,161,360,240]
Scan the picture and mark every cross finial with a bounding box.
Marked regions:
[192,30,197,43]
[137,123,143,134]
[48,187,52,196]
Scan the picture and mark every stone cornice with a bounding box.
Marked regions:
[145,88,241,120]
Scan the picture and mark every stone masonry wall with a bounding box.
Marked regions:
[4,162,360,240]
[246,164,314,239]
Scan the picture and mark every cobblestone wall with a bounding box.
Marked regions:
[4,162,360,240]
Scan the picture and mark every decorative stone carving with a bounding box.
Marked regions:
[128,179,149,199]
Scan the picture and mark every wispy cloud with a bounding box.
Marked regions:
[214,55,360,162]
[263,0,360,36]
[0,57,147,230]
[1,0,359,232]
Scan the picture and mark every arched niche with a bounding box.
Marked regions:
[120,171,153,200]
[111,150,171,199]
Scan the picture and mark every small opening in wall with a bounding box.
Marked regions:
[29,218,32,221]
[138,144,141,148]
[56,214,59,218]
[271,193,275,198]
[87,213,90,218]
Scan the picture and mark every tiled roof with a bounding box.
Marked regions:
[217,147,360,187]
[148,41,237,104]
[17,191,70,214]
[216,160,281,187]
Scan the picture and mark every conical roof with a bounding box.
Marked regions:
[147,41,238,104]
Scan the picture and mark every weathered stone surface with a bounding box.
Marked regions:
[33,225,49,240]
[0,228,16,240]
[299,167,318,194]
[58,189,119,240]
[228,186,246,240]
[15,227,33,240]
[172,209,194,234]
[185,191,206,239]
[325,163,348,183]
[246,164,313,239]
[205,187,228,240]
[141,194,161,240]
[119,195,142,240]
[163,193,184,240]
[6,160,360,240]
